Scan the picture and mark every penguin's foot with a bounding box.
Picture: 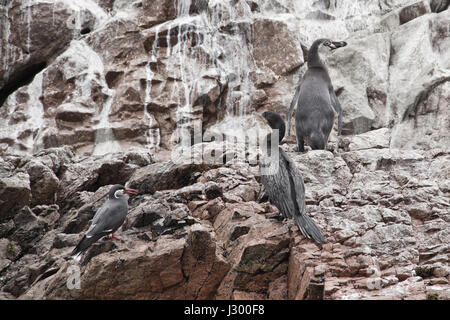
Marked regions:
[296,145,307,153]
[108,233,121,241]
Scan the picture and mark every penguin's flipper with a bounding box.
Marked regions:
[329,86,342,135]
[287,81,302,136]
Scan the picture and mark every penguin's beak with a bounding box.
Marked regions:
[330,41,347,50]
[123,188,138,195]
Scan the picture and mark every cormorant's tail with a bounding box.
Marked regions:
[294,213,325,244]
[287,84,301,136]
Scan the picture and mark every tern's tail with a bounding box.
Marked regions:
[71,235,92,259]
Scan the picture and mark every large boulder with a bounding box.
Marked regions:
[389,10,450,150]
[57,150,153,207]
[0,171,31,222]
[0,0,107,97]
[214,202,291,299]
[251,17,304,75]
[24,160,59,206]
[0,238,21,272]
[328,33,391,135]
[127,160,213,195]
[34,223,230,299]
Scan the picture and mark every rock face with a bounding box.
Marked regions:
[0,140,448,300]
[0,0,449,300]
[1,0,448,155]
[0,0,106,94]
[2,0,447,157]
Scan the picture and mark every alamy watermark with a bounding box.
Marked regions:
[169,124,280,176]
[66,264,81,290]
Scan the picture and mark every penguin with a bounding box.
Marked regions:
[287,38,347,152]
[255,111,324,244]
[71,184,138,260]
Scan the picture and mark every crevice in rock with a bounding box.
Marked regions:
[402,77,450,123]
[80,27,91,35]
[194,259,214,300]
[31,265,60,286]
[0,61,47,108]
[430,0,449,13]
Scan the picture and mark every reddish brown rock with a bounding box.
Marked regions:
[139,0,177,29]
[0,0,105,95]
[0,0,449,302]
[24,160,59,206]
[0,172,31,222]
[268,275,288,300]
[251,18,304,75]
[399,1,431,25]
[41,224,230,299]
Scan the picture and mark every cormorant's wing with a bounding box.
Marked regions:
[329,86,342,135]
[260,150,295,220]
[261,149,324,243]
[287,78,303,136]
[280,149,306,217]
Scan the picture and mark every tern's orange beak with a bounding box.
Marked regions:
[123,188,138,195]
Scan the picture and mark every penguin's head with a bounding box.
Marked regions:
[324,39,347,51]
[317,38,347,55]
[311,38,347,65]
[109,184,138,199]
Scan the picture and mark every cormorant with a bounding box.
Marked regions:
[256,111,324,243]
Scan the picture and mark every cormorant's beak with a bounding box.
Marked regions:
[123,188,138,195]
[253,111,264,118]
[329,41,347,50]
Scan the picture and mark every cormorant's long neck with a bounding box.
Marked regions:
[278,122,286,142]
[264,125,285,155]
[264,133,273,152]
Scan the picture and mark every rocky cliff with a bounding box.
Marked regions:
[0,0,449,300]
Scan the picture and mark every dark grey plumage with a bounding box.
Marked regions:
[287,38,346,152]
[71,184,138,259]
[258,111,324,243]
